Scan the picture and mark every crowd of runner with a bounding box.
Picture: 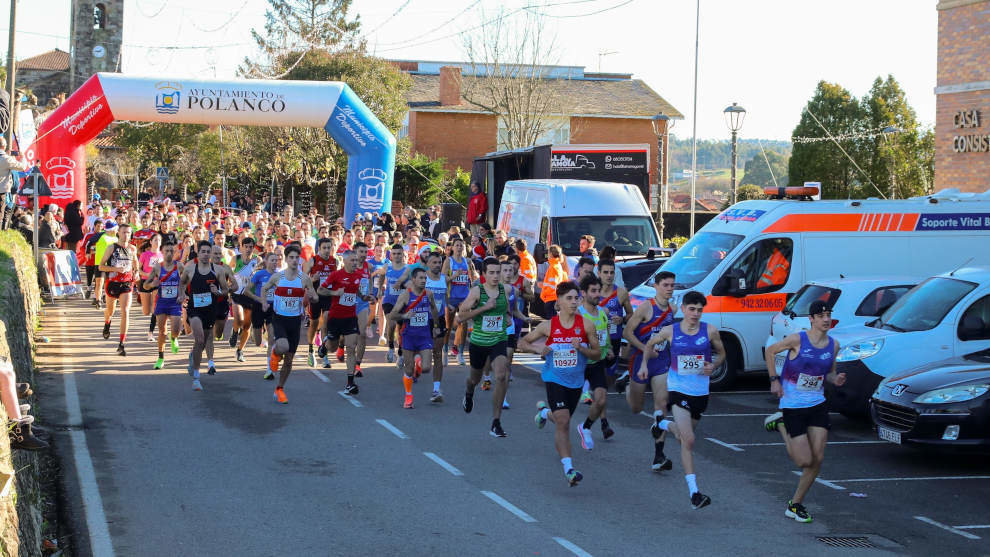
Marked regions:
[64,196,845,519]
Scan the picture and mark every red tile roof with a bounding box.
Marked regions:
[18,49,70,71]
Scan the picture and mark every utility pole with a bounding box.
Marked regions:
[5,0,17,148]
[69,0,77,92]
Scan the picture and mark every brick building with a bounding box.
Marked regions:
[16,49,71,105]
[935,0,990,192]
[394,60,682,188]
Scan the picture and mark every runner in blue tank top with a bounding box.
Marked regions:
[388,268,441,409]
[376,244,407,363]
[424,251,449,403]
[641,290,725,511]
[623,270,678,472]
[442,237,476,365]
[763,299,845,524]
[145,241,183,369]
[597,260,633,380]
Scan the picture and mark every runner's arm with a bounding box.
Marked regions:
[144,262,161,289]
[455,287,481,323]
[388,291,410,321]
[707,324,726,375]
[764,334,800,378]
[642,326,673,360]
[622,303,652,353]
[518,321,551,356]
[577,315,601,359]
[826,342,846,386]
[619,289,634,322]
[302,275,319,302]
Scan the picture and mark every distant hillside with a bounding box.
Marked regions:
[667,137,791,173]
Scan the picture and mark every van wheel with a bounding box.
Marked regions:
[709,333,740,391]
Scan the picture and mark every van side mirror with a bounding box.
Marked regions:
[724,270,747,298]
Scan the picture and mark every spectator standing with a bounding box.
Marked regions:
[0,137,29,230]
[466,182,487,235]
[64,199,85,252]
[38,208,63,249]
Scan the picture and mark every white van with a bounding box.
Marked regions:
[496,179,661,261]
[628,187,990,389]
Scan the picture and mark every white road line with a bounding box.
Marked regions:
[63,354,116,556]
[553,537,593,557]
[956,525,990,530]
[338,391,363,407]
[376,418,409,439]
[481,491,537,523]
[705,437,744,452]
[833,475,990,483]
[310,369,329,382]
[787,471,847,491]
[914,516,981,540]
[423,452,463,476]
[736,440,885,447]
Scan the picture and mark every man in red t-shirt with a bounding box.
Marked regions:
[318,250,372,395]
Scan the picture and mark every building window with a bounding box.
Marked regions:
[497,116,569,150]
[94,3,107,30]
[398,112,409,140]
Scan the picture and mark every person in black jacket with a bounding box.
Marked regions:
[63,199,85,252]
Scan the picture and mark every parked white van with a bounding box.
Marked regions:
[496,179,661,260]
[827,266,990,417]
[628,187,990,389]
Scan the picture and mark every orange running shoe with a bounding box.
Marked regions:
[274,387,288,404]
[269,352,281,374]
[403,393,414,409]
[336,347,345,362]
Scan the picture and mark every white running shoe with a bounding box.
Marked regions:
[192,379,203,391]
[147,332,155,342]
[457,352,466,366]
[386,348,395,363]
[577,422,594,451]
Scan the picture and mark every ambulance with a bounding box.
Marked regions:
[628,187,990,389]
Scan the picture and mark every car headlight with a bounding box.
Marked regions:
[835,339,884,362]
[913,384,990,404]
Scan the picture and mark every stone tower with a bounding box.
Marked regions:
[69,0,124,91]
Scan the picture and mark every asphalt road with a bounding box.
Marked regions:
[36,299,990,556]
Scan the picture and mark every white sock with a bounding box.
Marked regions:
[561,457,573,474]
[540,408,550,420]
[654,410,664,422]
[208,360,215,368]
[433,381,441,391]
[659,419,673,431]
[686,474,698,495]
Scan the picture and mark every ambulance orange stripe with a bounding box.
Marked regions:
[706,294,788,313]
[762,213,920,233]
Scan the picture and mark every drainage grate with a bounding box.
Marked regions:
[817,536,876,548]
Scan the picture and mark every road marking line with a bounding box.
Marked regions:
[956,525,990,530]
[790,471,846,490]
[62,340,116,556]
[736,440,885,446]
[705,437,744,452]
[481,491,537,522]
[553,537,593,557]
[423,452,463,476]
[310,369,329,382]
[915,516,981,540]
[338,391,363,407]
[376,418,408,439]
[832,475,990,483]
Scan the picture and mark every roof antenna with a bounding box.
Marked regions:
[948,257,974,276]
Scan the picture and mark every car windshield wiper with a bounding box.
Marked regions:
[883,322,908,332]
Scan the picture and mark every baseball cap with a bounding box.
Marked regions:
[809,300,831,316]
[240,222,252,230]
[104,220,117,230]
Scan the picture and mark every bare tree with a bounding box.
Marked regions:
[461,10,572,150]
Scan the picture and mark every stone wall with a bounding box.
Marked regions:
[0,231,44,556]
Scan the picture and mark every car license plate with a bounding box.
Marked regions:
[877,426,901,444]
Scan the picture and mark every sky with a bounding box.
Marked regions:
[1,0,938,141]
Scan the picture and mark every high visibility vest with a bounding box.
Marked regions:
[540,259,568,302]
[758,249,790,287]
[519,250,537,282]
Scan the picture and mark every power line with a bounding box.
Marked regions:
[524,0,636,18]
[376,5,524,53]
[363,0,413,37]
[133,0,170,19]
[373,0,483,47]
[185,0,251,33]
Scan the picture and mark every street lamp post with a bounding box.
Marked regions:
[881,125,902,199]
[651,113,672,242]
[723,102,746,205]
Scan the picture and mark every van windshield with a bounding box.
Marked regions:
[658,231,744,289]
[875,277,976,332]
[553,216,659,256]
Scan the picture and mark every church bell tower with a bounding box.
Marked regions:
[70,0,125,91]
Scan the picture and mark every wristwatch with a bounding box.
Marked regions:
[769,375,780,382]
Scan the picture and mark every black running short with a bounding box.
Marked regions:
[584,360,607,392]
[382,303,394,316]
[136,280,155,294]
[231,292,254,308]
[214,297,231,320]
[308,294,333,319]
[469,340,507,370]
[545,381,581,415]
[187,308,216,332]
[506,333,518,350]
[667,391,709,420]
[251,302,272,328]
[782,402,831,438]
[325,317,359,340]
[272,315,303,353]
[105,281,133,298]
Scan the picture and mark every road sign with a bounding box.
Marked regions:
[156,167,169,180]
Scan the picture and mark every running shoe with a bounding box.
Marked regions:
[308,350,316,368]
[457,351,466,366]
[481,378,491,391]
[229,333,238,348]
[147,332,155,342]
[170,337,180,354]
[317,343,328,359]
[580,391,592,405]
[534,401,548,429]
[269,352,281,374]
[187,352,195,377]
[386,348,395,363]
[764,412,784,434]
[502,399,510,409]
[192,379,203,391]
[403,393,414,409]
[116,343,126,357]
[430,390,444,404]
[207,365,217,376]
[378,336,387,347]
[336,347,345,362]
[344,383,359,396]
[614,371,629,394]
[274,387,288,404]
[602,423,615,440]
[490,422,507,438]
[462,393,473,413]
[102,323,111,340]
[355,364,363,377]
[577,423,594,451]
[322,356,332,369]
[154,357,165,370]
[785,500,812,523]
[236,349,245,362]
[451,346,459,357]
[691,492,712,510]
[263,369,275,381]
[566,469,583,487]
[652,453,673,472]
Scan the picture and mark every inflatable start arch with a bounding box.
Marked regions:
[30,73,396,226]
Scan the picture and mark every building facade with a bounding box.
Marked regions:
[70,0,125,91]
[935,0,990,192]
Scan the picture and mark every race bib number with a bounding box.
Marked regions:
[597,329,607,347]
[454,272,469,285]
[340,293,357,306]
[193,292,212,308]
[266,289,275,302]
[359,278,369,295]
[609,323,618,335]
[389,286,401,296]
[677,354,705,375]
[481,315,503,332]
[161,285,178,299]
[277,297,301,314]
[410,312,428,327]
[552,349,578,369]
[796,373,824,392]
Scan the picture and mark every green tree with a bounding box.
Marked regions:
[736,184,765,201]
[740,150,788,189]
[861,75,931,198]
[115,123,209,190]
